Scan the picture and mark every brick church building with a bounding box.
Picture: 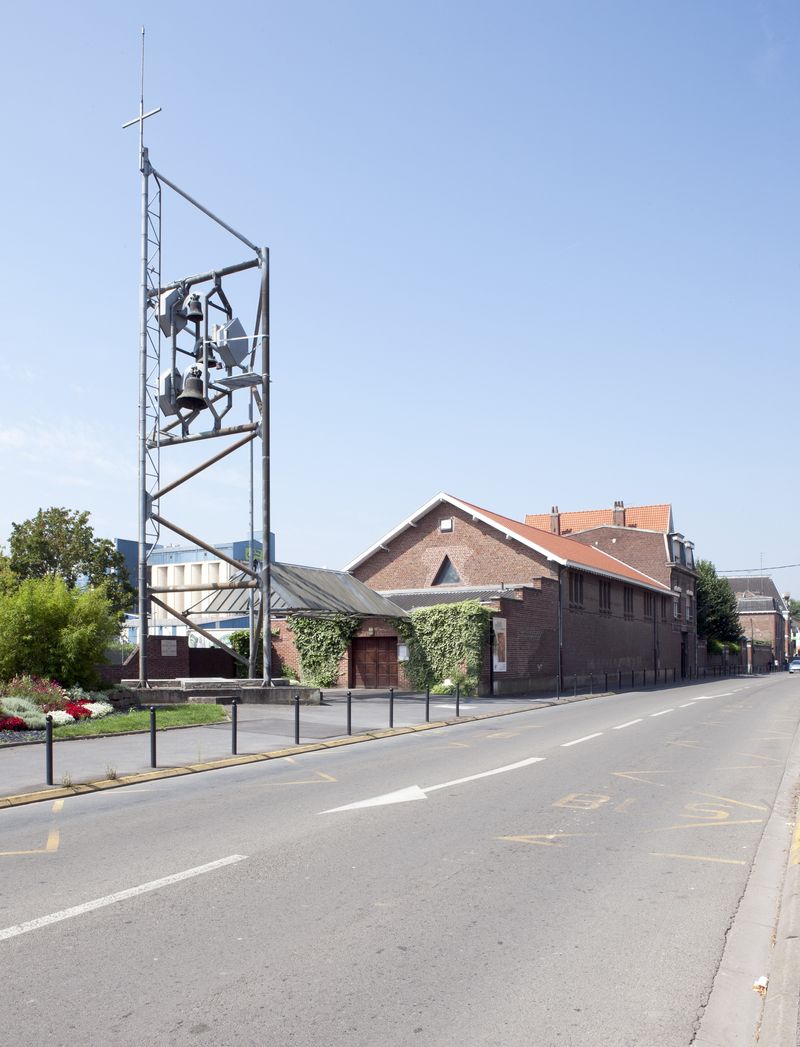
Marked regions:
[277,493,697,695]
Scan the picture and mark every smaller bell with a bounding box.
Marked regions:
[183,293,203,322]
[176,366,206,412]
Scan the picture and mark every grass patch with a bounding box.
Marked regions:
[52,704,227,739]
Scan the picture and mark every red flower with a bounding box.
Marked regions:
[0,716,26,731]
[65,703,92,720]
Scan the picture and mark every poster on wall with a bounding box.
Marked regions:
[493,618,507,672]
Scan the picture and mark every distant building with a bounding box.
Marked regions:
[117,535,272,644]
[723,575,789,665]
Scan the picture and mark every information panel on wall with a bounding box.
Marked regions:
[493,618,507,673]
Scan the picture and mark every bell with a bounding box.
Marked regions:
[176,366,206,412]
[183,293,203,322]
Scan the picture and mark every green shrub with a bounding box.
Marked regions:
[396,601,491,694]
[287,615,361,687]
[0,577,118,688]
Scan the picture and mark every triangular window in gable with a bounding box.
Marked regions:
[432,555,462,586]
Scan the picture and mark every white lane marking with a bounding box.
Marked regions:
[0,855,247,942]
[561,733,603,748]
[651,709,673,717]
[613,719,642,730]
[322,757,545,813]
[680,702,694,708]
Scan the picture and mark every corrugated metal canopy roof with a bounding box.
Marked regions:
[202,562,408,618]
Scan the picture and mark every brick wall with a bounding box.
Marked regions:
[569,527,671,585]
[353,504,557,590]
[484,582,559,694]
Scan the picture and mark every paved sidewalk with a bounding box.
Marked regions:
[0,691,556,799]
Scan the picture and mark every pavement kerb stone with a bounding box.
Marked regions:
[0,699,605,809]
[758,788,800,1046]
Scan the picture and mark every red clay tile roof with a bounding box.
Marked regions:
[452,496,670,591]
[525,503,673,534]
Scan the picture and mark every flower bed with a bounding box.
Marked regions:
[0,677,113,730]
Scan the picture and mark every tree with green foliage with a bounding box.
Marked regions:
[696,559,742,644]
[8,507,133,617]
[0,576,119,687]
[788,598,800,620]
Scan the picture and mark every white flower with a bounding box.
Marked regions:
[48,710,75,725]
[84,701,113,719]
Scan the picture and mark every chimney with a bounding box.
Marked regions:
[612,500,625,527]
[550,505,561,535]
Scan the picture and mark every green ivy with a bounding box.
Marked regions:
[395,600,491,696]
[288,615,362,687]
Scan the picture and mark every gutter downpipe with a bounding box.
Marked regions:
[556,564,564,698]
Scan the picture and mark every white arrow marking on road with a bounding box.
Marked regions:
[321,757,545,813]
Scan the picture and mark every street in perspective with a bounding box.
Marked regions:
[2,6,800,1047]
[2,674,800,1046]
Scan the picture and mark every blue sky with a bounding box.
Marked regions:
[1,2,798,595]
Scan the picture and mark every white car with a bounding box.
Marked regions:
[789,659,800,673]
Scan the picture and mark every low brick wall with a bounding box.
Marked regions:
[120,681,320,705]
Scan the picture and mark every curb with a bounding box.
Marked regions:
[0,704,551,809]
[758,787,800,1045]
[694,706,800,1047]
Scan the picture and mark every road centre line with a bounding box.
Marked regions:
[613,719,642,730]
[561,733,603,748]
[680,702,695,708]
[0,855,247,942]
[651,709,673,717]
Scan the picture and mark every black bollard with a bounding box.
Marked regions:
[389,687,394,728]
[294,694,300,745]
[456,683,460,717]
[45,714,53,786]
[150,706,157,768]
[604,672,608,692]
[425,686,430,723]
[618,669,622,690]
[590,672,594,695]
[574,673,578,697]
[347,690,352,736]
[231,698,238,756]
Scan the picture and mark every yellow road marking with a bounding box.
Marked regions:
[273,770,336,785]
[485,731,519,740]
[693,792,768,812]
[0,829,60,857]
[656,818,763,831]
[737,753,781,764]
[499,833,595,847]
[791,819,800,865]
[701,721,724,726]
[52,799,64,813]
[614,798,636,813]
[613,770,680,786]
[431,742,470,750]
[553,793,610,810]
[682,803,732,821]
[667,740,705,749]
[650,851,746,866]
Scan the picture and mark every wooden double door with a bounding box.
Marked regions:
[352,636,398,688]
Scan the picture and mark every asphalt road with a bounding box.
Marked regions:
[2,675,799,1046]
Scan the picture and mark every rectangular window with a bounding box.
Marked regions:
[623,587,634,620]
[643,591,654,619]
[599,579,611,614]
[673,597,680,620]
[569,572,584,608]
[686,596,693,621]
